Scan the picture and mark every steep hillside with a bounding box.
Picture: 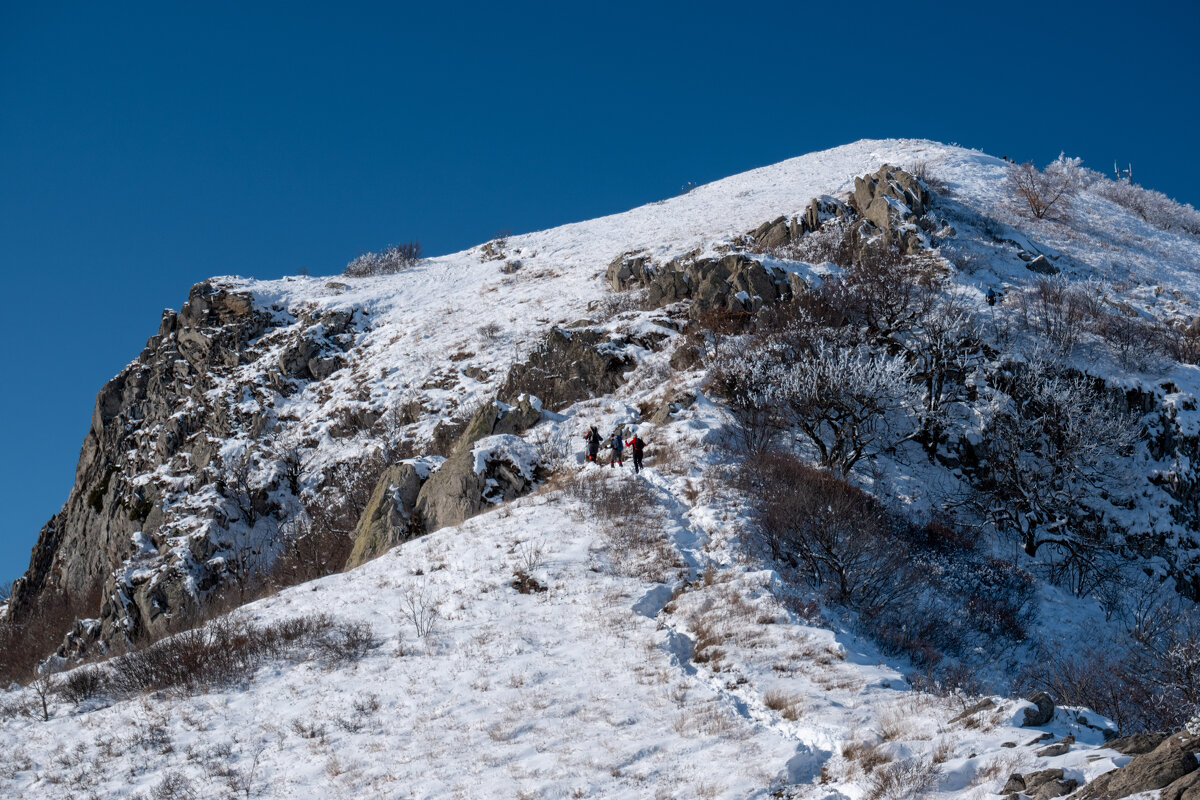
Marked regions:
[6,138,1200,798]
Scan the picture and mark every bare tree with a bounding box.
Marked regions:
[725,340,920,475]
[29,666,59,721]
[218,449,263,529]
[1007,154,1087,220]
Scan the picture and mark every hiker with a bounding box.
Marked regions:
[584,425,601,463]
[986,287,998,307]
[608,431,625,467]
[625,430,646,474]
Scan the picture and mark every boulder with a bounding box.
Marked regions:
[1031,778,1078,799]
[414,435,541,533]
[1076,733,1200,800]
[453,396,542,454]
[346,462,429,568]
[1026,255,1059,275]
[1023,691,1055,727]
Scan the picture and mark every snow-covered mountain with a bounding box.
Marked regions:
[5,138,1200,798]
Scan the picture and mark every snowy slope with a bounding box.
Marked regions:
[5,137,1200,798]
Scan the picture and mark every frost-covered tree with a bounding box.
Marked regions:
[718,339,920,474]
[904,294,980,453]
[1007,154,1088,220]
[980,360,1139,559]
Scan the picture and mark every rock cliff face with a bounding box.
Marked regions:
[6,281,358,646]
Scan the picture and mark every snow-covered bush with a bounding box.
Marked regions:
[342,241,423,277]
[1094,178,1200,238]
[1006,154,1089,220]
[978,360,1140,561]
[716,339,919,475]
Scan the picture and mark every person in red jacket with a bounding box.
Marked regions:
[625,430,646,474]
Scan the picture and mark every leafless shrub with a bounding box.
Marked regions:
[1006,155,1088,221]
[865,757,940,800]
[343,241,422,277]
[478,321,503,344]
[28,667,59,721]
[400,581,441,639]
[1093,310,1172,371]
[150,771,198,800]
[104,613,367,698]
[57,664,107,706]
[744,453,907,607]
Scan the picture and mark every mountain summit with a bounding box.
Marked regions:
[4,138,1200,798]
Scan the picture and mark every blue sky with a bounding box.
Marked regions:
[2,0,1198,584]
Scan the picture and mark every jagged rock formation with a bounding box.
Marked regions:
[1075,732,1200,799]
[606,253,796,314]
[5,281,360,645]
[345,460,434,568]
[413,435,542,533]
[500,327,637,411]
[847,163,932,253]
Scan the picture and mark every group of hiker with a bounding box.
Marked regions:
[583,425,646,473]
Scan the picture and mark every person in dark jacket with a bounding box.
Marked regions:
[609,431,624,467]
[584,425,601,463]
[625,430,646,473]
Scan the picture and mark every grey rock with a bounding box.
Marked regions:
[1037,742,1072,757]
[1026,255,1059,275]
[1162,769,1200,800]
[414,435,541,533]
[500,327,635,411]
[1001,773,1026,793]
[1023,691,1055,727]
[1106,733,1168,756]
[346,463,427,568]
[454,396,542,454]
[1023,768,1064,790]
[1075,733,1200,799]
[1031,778,1078,799]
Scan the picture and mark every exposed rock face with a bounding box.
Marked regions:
[414,435,542,533]
[345,462,431,568]
[847,164,931,254]
[741,196,850,252]
[4,280,361,647]
[606,253,792,315]
[500,328,636,412]
[454,396,543,454]
[1077,733,1200,799]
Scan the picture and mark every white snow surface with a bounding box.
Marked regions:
[5,138,1200,797]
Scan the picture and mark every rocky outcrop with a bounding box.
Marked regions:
[606,253,794,315]
[6,283,280,641]
[413,435,542,533]
[742,196,851,252]
[847,164,931,254]
[454,396,543,454]
[3,279,369,648]
[500,327,636,412]
[346,461,436,568]
[1075,732,1200,799]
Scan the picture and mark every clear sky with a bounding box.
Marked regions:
[2,0,1198,585]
